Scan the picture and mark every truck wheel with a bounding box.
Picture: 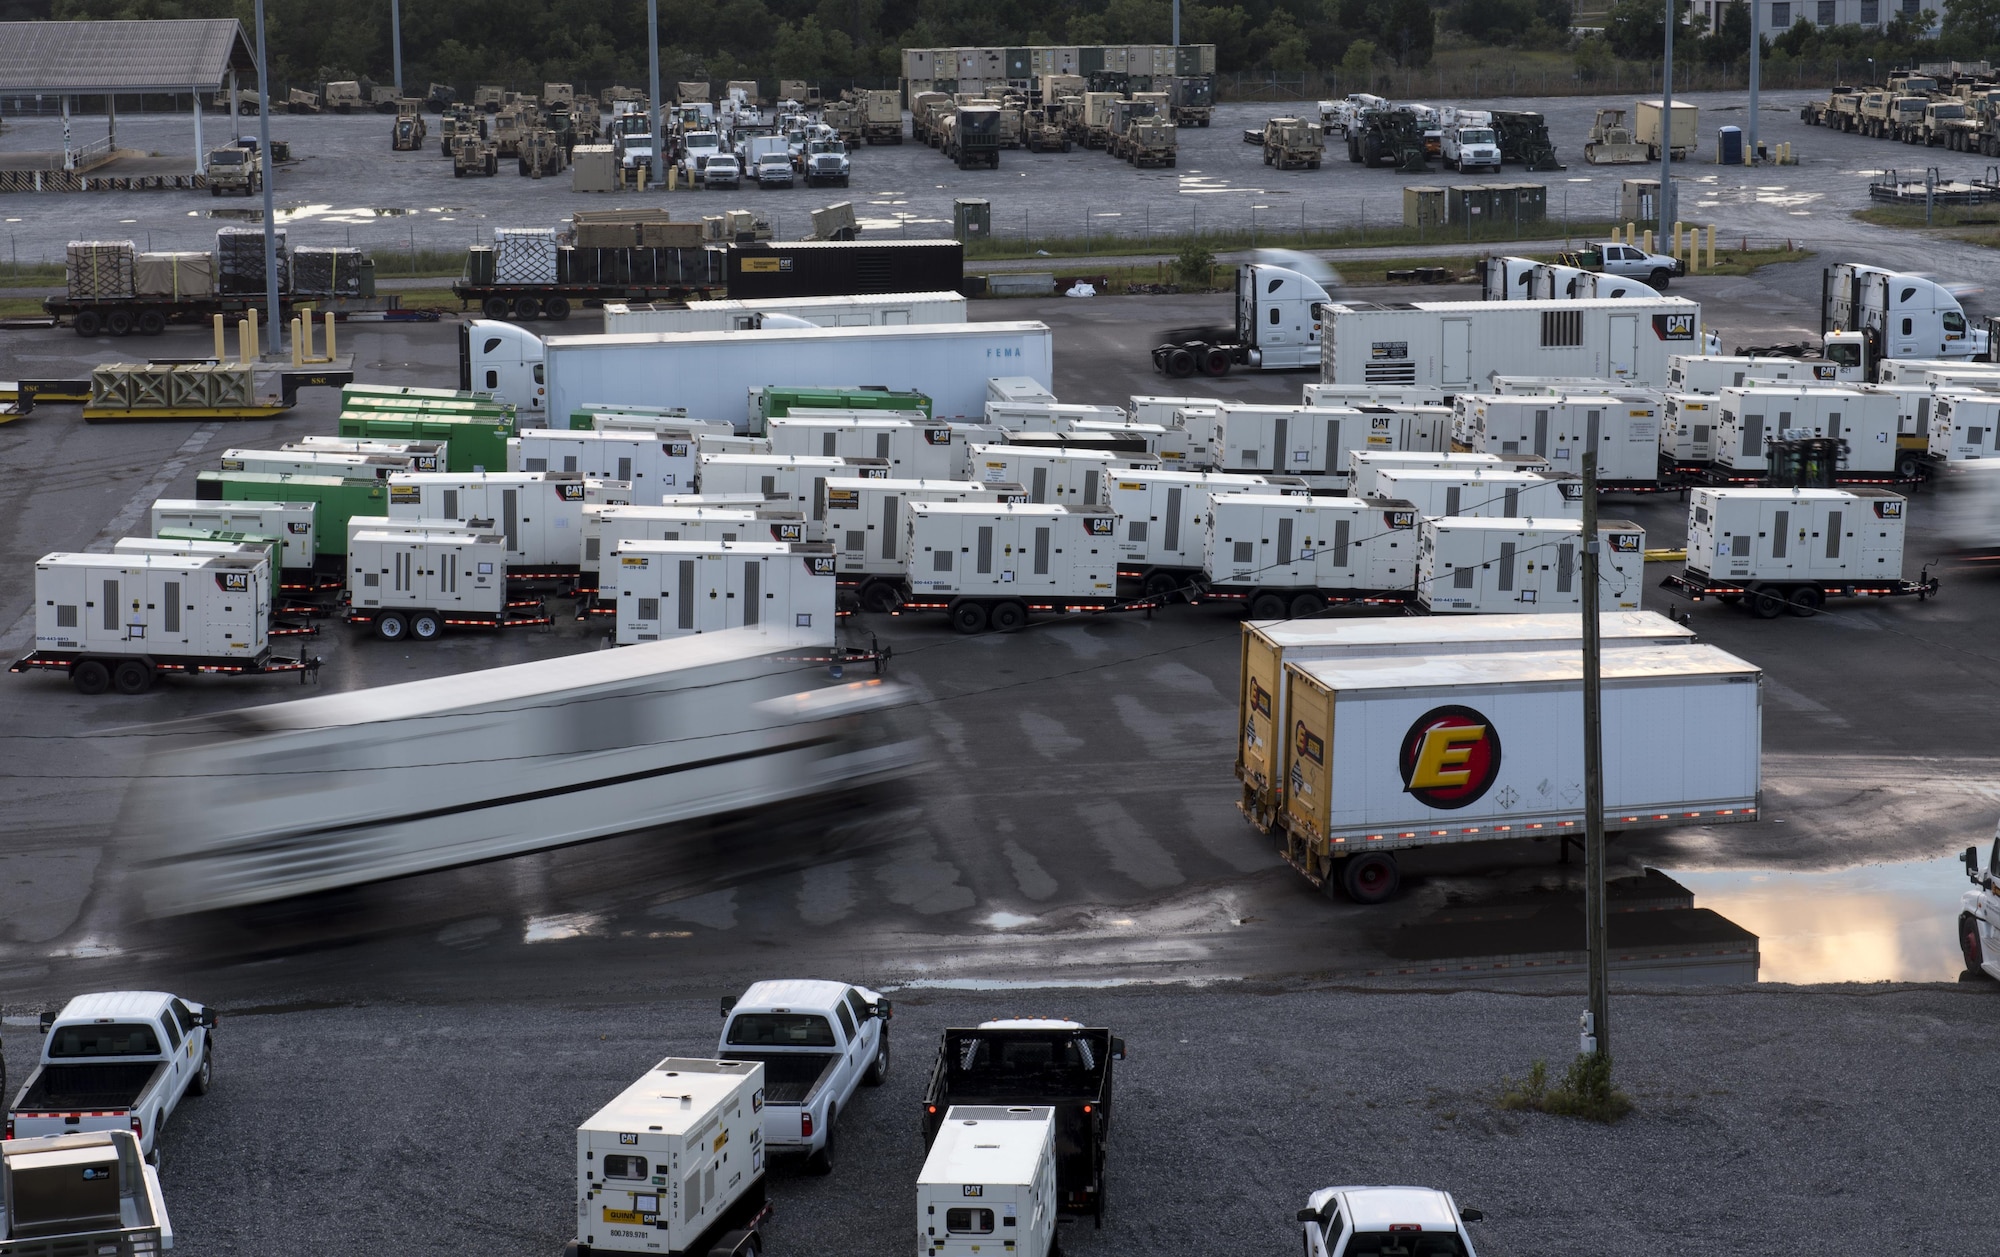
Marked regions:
[1199,347,1231,376]
[482,297,509,320]
[864,1031,889,1085]
[376,610,409,641]
[1341,852,1401,904]
[1961,912,1986,974]
[1786,587,1824,617]
[112,660,154,695]
[1164,347,1196,378]
[190,1047,212,1095]
[70,660,111,695]
[950,601,988,635]
[410,611,444,641]
[1649,268,1672,289]
[1143,571,1182,603]
[545,296,572,322]
[1289,593,1325,618]
[105,309,134,336]
[1249,592,1288,620]
[1750,586,1787,619]
[513,296,540,320]
[137,309,167,336]
[73,309,102,337]
[988,600,1027,632]
[806,1112,836,1175]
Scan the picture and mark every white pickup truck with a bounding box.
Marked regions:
[1297,1186,1484,1256]
[717,979,890,1175]
[1960,834,2000,978]
[6,992,214,1162]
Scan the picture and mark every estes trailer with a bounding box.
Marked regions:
[1152,265,1330,378]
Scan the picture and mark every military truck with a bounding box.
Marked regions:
[287,87,321,114]
[1127,118,1177,167]
[1107,99,1156,158]
[490,104,527,157]
[391,100,428,151]
[861,88,904,144]
[1859,92,1927,139]
[518,126,565,177]
[425,82,455,112]
[911,92,949,145]
[1024,107,1071,152]
[822,98,862,143]
[1801,86,1862,127]
[1261,116,1324,169]
[1171,75,1215,127]
[995,96,1027,149]
[1491,109,1564,170]
[370,85,401,112]
[322,80,363,113]
[473,84,506,112]
[543,82,576,109]
[1081,91,1120,149]
[1923,99,1974,147]
[1348,108,1427,171]
[950,103,1002,169]
[439,105,476,156]
[451,130,499,177]
[205,143,261,196]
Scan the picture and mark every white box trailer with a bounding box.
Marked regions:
[510,429,699,494]
[767,416,959,479]
[611,539,836,646]
[385,471,590,572]
[346,528,539,639]
[602,290,967,334]
[821,477,1026,604]
[1373,468,1581,520]
[474,320,1053,427]
[898,501,1119,631]
[1661,393,1718,467]
[984,401,1127,430]
[1713,386,1900,475]
[696,454,890,531]
[1417,516,1645,613]
[1233,611,1698,831]
[286,436,449,472]
[1201,493,1418,615]
[128,627,912,913]
[962,444,1156,504]
[574,1057,769,1257]
[1664,353,1853,393]
[1463,393,1663,485]
[1109,470,1311,588]
[990,376,1058,404]
[1277,644,1760,901]
[15,551,313,694]
[1348,450,1524,497]
[1929,391,2000,461]
[1681,486,1910,592]
[151,498,319,571]
[1302,382,1454,408]
[917,1106,1058,1257]
[220,448,413,481]
[1319,298,1701,391]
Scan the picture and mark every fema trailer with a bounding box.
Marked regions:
[1199,493,1419,617]
[1233,611,1698,833]
[697,454,891,529]
[220,447,414,481]
[12,551,316,695]
[820,477,1027,611]
[611,540,837,646]
[1106,470,1311,597]
[1660,394,1719,473]
[1273,643,1761,902]
[126,628,917,914]
[510,428,698,494]
[1417,516,1645,614]
[1372,468,1582,521]
[572,1058,770,1257]
[385,471,590,574]
[766,416,961,479]
[345,526,550,640]
[1348,451,1507,498]
[961,444,1158,504]
[1662,486,1935,615]
[287,436,449,472]
[1710,386,1901,479]
[584,505,807,610]
[151,498,319,575]
[896,501,1120,633]
[917,1107,1059,1257]
[1318,298,1700,392]
[196,470,390,564]
[1461,393,1664,487]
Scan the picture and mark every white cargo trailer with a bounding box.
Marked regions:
[13,551,313,694]
[611,539,836,646]
[386,471,590,572]
[1712,386,1900,476]
[767,416,959,479]
[589,411,733,437]
[898,501,1119,632]
[984,401,1128,430]
[1108,470,1312,592]
[1929,391,2000,461]
[1665,486,1933,614]
[220,448,413,481]
[465,319,1054,426]
[820,477,1027,608]
[602,290,966,334]
[962,444,1157,504]
[1462,393,1662,486]
[1416,516,1644,613]
[1372,468,1582,520]
[1348,450,1506,498]
[151,497,320,572]
[127,627,915,913]
[1660,393,1718,469]
[1318,298,1701,391]
[286,436,449,472]
[1232,611,1698,832]
[510,428,698,494]
[990,376,1058,404]
[1201,493,1418,615]
[346,527,545,639]
[573,1057,770,1257]
[696,453,889,530]
[1275,644,1761,901]
[917,1107,1059,1257]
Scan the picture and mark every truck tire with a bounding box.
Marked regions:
[73,309,102,337]
[1164,346,1196,378]
[1199,346,1231,376]
[376,610,409,641]
[1897,451,1923,480]
[545,296,571,322]
[1786,587,1824,617]
[1961,911,1985,974]
[1649,268,1672,289]
[137,309,167,336]
[1749,585,1787,619]
[71,660,111,695]
[189,1047,212,1095]
[950,601,988,635]
[860,581,901,613]
[410,611,443,641]
[105,308,134,337]
[1289,593,1325,618]
[1341,852,1400,904]
[1249,592,1287,620]
[514,296,540,321]
[1143,571,1182,603]
[482,297,509,320]
[112,660,154,695]
[988,600,1027,632]
[806,1111,836,1175]
[864,1030,889,1085]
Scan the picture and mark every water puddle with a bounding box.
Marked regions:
[523,911,605,944]
[1668,852,1968,983]
[983,911,1036,930]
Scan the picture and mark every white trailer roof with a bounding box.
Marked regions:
[1247,610,1694,649]
[919,1107,1055,1187]
[1694,487,1866,502]
[580,1058,760,1136]
[1422,515,1596,533]
[821,477,993,492]
[1290,642,1757,694]
[613,540,795,557]
[37,550,255,573]
[908,501,1073,519]
[545,321,1049,352]
[1327,297,1699,315]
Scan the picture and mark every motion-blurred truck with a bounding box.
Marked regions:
[1262,117,1324,169]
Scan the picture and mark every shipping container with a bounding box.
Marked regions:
[195,470,389,560]
[385,471,590,571]
[1712,386,1899,475]
[151,498,318,571]
[611,539,836,645]
[898,501,1119,630]
[1416,516,1644,613]
[509,428,697,493]
[962,444,1156,504]
[724,241,963,300]
[1276,643,1760,900]
[1373,468,1582,520]
[1202,493,1419,614]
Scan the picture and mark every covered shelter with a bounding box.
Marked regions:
[0,19,258,191]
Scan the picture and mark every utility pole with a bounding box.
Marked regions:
[254,0,283,359]
[391,0,404,97]
[1747,0,1761,163]
[1173,0,1181,47]
[1580,450,1609,1062]
[1658,0,1674,246]
[646,0,665,189]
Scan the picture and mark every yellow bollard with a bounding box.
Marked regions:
[212,313,227,363]
[1643,228,1653,253]
[324,311,337,361]
[240,308,258,362]
[1685,228,1697,273]
[290,317,303,366]
[1707,224,1717,269]
[1625,220,1635,245]
[1672,220,1683,261]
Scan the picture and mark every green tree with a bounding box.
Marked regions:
[1381,0,1435,65]
[1257,8,1313,69]
[1340,36,1379,88]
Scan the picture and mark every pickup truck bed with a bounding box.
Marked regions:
[720,1051,836,1104]
[15,1062,163,1111]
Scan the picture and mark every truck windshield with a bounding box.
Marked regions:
[211,151,245,165]
[1458,129,1495,144]
[1340,1233,1468,1257]
[48,1022,161,1057]
[727,1013,836,1046]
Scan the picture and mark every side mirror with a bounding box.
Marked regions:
[873,1000,893,1022]
[1109,1037,1126,1061]
[1296,1208,1321,1224]
[719,995,736,1018]
[37,1011,53,1034]
[199,1010,219,1029]
[1968,846,1981,880]
[1460,1208,1484,1223]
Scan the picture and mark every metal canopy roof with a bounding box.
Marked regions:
[0,19,256,94]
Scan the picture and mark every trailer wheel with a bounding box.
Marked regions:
[1786,586,1824,617]
[1750,585,1788,619]
[105,308,134,337]
[70,660,111,695]
[1249,592,1288,620]
[806,1111,836,1175]
[410,611,443,641]
[1896,451,1924,480]
[73,309,102,337]
[950,601,989,634]
[112,660,154,695]
[544,296,571,322]
[859,581,901,614]
[137,308,167,336]
[375,610,409,640]
[482,297,509,320]
[1341,852,1401,904]
[1143,571,1182,603]
[1289,593,1325,619]
[514,296,540,321]
[989,600,1027,632]
[1962,911,1986,974]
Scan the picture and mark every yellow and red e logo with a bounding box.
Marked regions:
[1398,705,1502,809]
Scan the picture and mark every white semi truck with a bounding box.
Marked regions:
[460,320,1054,426]
[1318,297,1701,392]
[1823,262,1988,371]
[601,290,966,334]
[1150,264,1330,378]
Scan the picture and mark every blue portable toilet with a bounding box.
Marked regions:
[1718,125,1743,166]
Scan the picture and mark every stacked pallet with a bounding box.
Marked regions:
[493,228,558,284]
[133,251,214,299]
[216,226,289,295]
[293,246,365,296]
[66,241,136,300]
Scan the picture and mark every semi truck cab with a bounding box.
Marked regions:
[1824,264,1989,369]
[459,319,546,414]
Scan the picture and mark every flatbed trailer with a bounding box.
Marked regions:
[453,279,726,322]
[1659,567,1938,615]
[44,293,441,337]
[11,647,320,687]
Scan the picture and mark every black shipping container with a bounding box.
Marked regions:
[724,241,965,299]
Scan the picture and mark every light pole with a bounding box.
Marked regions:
[1657,0,1675,244]
[647,0,664,189]
[1748,0,1762,162]
[390,0,403,97]
[1581,451,1609,1064]
[255,0,282,358]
